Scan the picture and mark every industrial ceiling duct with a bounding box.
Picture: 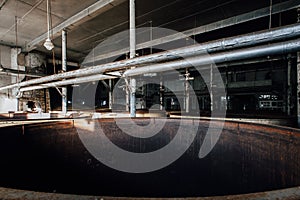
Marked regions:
[123,38,300,77]
[19,38,300,91]
[1,23,300,92]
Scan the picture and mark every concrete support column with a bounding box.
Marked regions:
[129,0,136,117]
[62,29,67,114]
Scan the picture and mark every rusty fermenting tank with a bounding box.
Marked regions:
[0,118,300,199]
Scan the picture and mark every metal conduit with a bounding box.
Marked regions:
[123,38,300,77]
[1,23,300,92]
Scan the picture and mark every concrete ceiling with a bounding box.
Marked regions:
[0,0,297,64]
[0,0,98,46]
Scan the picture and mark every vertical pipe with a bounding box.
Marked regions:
[269,0,273,29]
[62,29,67,114]
[296,51,300,126]
[109,79,112,110]
[130,78,136,117]
[287,54,292,116]
[129,0,136,117]
[44,89,47,112]
[297,7,300,126]
[210,65,214,112]
[160,75,164,110]
[129,0,136,60]
[126,86,129,111]
[225,68,229,111]
[150,20,153,55]
[185,68,190,113]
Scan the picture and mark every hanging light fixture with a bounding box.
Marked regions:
[43,0,54,51]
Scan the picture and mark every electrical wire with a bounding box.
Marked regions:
[158,0,236,28]
[77,0,183,44]
[79,0,237,56]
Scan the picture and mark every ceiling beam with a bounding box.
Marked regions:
[25,0,126,52]
[84,0,300,65]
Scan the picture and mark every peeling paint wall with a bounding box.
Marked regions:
[0,46,50,113]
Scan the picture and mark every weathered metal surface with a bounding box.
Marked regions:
[0,118,299,199]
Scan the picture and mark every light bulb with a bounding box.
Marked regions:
[44,38,54,51]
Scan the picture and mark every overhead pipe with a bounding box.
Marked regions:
[1,23,300,92]
[20,39,300,91]
[0,71,42,78]
[20,74,116,92]
[163,56,285,77]
[0,65,43,78]
[123,38,300,77]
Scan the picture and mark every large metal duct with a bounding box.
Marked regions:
[18,38,300,91]
[123,38,300,77]
[1,23,300,91]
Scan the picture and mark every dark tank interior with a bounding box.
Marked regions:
[0,118,299,198]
